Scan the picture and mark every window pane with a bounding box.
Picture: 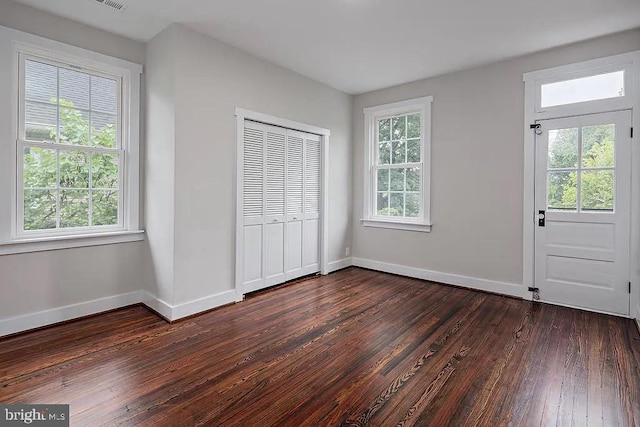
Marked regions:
[92,112,117,148]
[377,192,389,215]
[378,141,391,165]
[24,190,57,231]
[92,190,118,226]
[407,114,420,139]
[25,102,56,141]
[25,60,56,104]
[378,118,390,141]
[93,153,120,189]
[60,190,89,228]
[406,167,420,191]
[392,116,406,140]
[541,71,625,108]
[548,171,577,210]
[91,75,117,114]
[548,128,578,169]
[24,147,57,188]
[582,124,614,168]
[377,169,389,191]
[59,151,90,189]
[59,68,90,110]
[406,193,420,218]
[390,168,405,191]
[390,193,404,217]
[392,140,406,164]
[582,170,614,211]
[58,107,90,145]
[407,139,421,163]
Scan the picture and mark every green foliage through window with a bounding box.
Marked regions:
[547,124,615,212]
[23,98,119,231]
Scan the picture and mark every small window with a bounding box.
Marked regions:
[541,70,625,108]
[362,97,432,232]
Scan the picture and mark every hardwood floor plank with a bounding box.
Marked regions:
[0,267,638,426]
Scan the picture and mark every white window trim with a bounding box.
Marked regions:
[361,96,433,232]
[522,50,640,314]
[0,26,143,255]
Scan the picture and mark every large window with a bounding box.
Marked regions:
[20,55,122,232]
[362,97,432,232]
[0,37,142,253]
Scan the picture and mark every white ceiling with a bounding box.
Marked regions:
[12,0,640,94]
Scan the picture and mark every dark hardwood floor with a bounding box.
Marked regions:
[1,267,639,426]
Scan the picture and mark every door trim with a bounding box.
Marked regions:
[234,108,330,302]
[522,50,640,318]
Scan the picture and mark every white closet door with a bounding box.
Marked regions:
[285,130,304,280]
[303,133,321,273]
[242,123,265,292]
[264,126,287,287]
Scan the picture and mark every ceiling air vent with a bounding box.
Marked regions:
[93,0,127,12]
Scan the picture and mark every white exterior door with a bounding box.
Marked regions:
[534,110,632,315]
[240,121,321,294]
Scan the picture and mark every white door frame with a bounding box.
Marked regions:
[523,50,640,318]
[234,107,330,302]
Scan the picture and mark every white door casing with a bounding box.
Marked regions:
[534,111,632,315]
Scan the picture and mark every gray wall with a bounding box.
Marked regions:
[352,29,640,286]
[0,1,147,322]
[145,25,353,305]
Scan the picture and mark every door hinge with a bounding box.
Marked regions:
[629,282,632,294]
[631,127,634,138]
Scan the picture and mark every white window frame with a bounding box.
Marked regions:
[362,96,433,232]
[0,27,143,255]
[522,50,640,317]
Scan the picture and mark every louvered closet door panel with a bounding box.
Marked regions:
[286,130,305,279]
[264,125,287,285]
[303,134,321,272]
[242,123,265,289]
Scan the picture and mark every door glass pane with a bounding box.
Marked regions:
[541,71,625,108]
[582,124,614,168]
[548,171,577,210]
[548,128,578,168]
[581,170,614,211]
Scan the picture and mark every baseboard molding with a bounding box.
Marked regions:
[327,257,353,273]
[0,291,142,338]
[351,257,525,299]
[143,290,237,322]
[635,304,640,332]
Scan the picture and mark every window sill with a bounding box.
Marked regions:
[0,230,145,256]
[361,219,432,233]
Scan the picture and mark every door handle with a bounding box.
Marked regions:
[538,210,545,227]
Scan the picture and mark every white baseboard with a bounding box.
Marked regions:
[0,291,142,338]
[327,257,353,273]
[635,304,640,332]
[351,257,525,299]
[143,290,237,322]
